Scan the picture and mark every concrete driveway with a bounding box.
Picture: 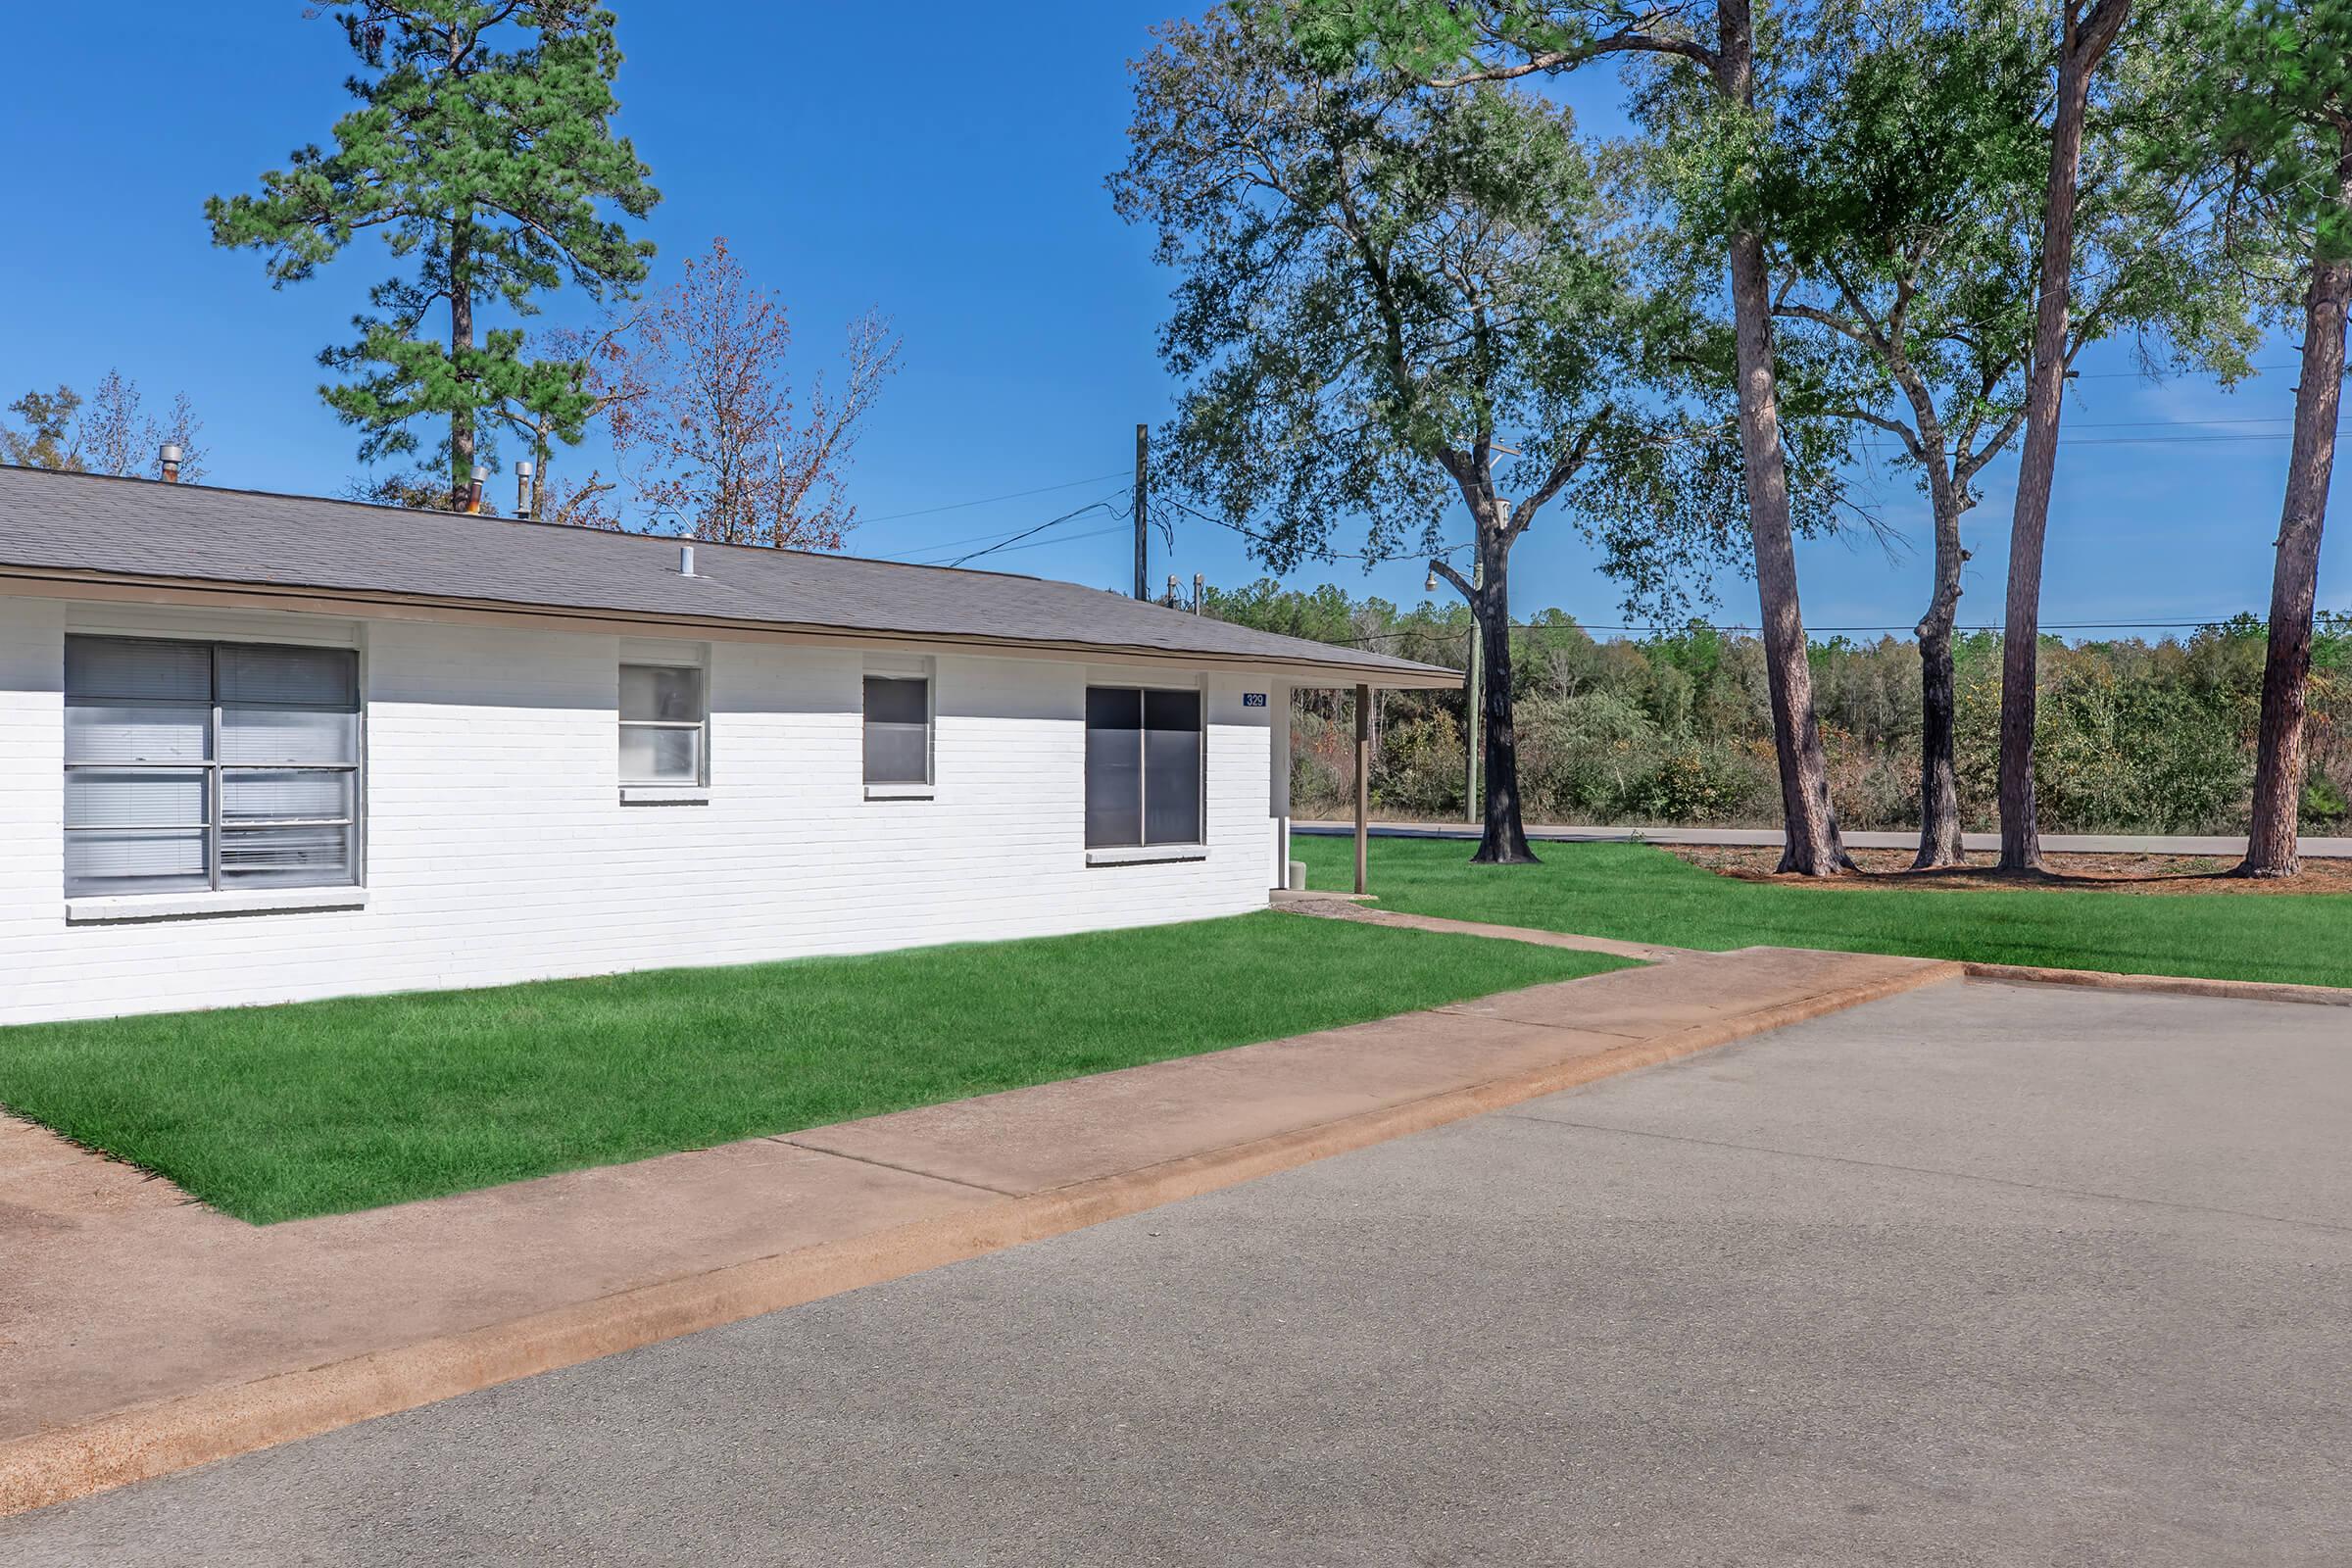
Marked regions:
[4,980,2345,1566]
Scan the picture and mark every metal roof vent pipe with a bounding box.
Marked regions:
[514,460,535,519]
[465,466,487,514]
[159,443,182,483]
[679,544,697,577]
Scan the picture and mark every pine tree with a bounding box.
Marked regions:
[208,2,659,507]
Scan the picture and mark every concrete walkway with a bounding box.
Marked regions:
[8,980,2342,1566]
[1297,819,2352,858]
[1270,889,1692,961]
[0,944,1958,1515]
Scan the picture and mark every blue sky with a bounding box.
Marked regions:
[1,2,2338,640]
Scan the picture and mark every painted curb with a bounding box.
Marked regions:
[1963,961,2350,1008]
[0,956,1961,1517]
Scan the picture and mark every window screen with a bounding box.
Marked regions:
[863,675,931,785]
[1084,688,1143,848]
[64,636,360,897]
[619,662,706,784]
[1143,689,1203,845]
[1085,685,1201,849]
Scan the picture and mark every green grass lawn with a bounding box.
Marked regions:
[0,911,1624,1225]
[1299,834,2352,990]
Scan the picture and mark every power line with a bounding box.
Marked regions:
[858,469,1131,527]
[2054,414,2328,428]
[951,491,1129,567]
[898,488,1130,568]
[2065,361,2298,379]
[941,521,1133,562]
[1851,429,2333,455]
[1158,494,1474,564]
[1321,613,2335,643]
[872,508,1118,562]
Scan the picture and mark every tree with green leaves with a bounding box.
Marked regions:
[2171,0,2352,875]
[0,388,84,471]
[2,373,207,480]
[1768,1,2256,866]
[1993,0,2132,870]
[1278,0,1860,875]
[1114,8,1778,863]
[208,2,659,509]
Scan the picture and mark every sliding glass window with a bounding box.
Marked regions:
[1084,685,1201,848]
[64,636,361,896]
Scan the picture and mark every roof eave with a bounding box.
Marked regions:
[0,564,1463,690]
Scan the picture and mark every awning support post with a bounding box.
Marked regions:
[1354,682,1370,897]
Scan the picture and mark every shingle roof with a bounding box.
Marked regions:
[0,467,1455,687]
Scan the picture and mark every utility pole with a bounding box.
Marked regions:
[1133,423,1149,600]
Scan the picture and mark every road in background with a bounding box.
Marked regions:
[1297,820,2352,858]
[4,981,2345,1566]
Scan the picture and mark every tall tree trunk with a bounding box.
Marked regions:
[1727,229,1850,875]
[1915,642,1964,868]
[1887,365,1972,870]
[2238,140,2352,877]
[1715,0,1849,877]
[1915,479,1971,868]
[449,215,476,509]
[1996,0,2128,872]
[1470,529,1537,865]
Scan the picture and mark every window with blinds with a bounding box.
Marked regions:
[64,636,362,897]
[862,674,931,785]
[1084,686,1202,848]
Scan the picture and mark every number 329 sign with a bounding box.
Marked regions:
[1243,693,1268,708]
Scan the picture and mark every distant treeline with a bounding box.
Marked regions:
[1203,582,2352,837]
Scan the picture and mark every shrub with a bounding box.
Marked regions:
[1210,581,2346,834]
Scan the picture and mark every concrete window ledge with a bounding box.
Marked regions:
[620,786,710,806]
[67,887,370,925]
[1085,844,1210,867]
[863,783,936,802]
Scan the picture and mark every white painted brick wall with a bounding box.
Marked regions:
[0,595,1287,1025]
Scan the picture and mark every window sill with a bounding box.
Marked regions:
[863,782,936,801]
[67,887,369,925]
[1085,844,1209,867]
[620,786,710,805]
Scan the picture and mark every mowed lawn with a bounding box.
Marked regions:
[0,911,1622,1224]
[1299,835,2352,990]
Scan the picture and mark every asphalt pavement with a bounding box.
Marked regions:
[4,979,2344,1566]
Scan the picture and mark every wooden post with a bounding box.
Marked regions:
[1354,682,1371,896]
[1464,578,1481,825]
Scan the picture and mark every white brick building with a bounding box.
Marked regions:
[0,468,1448,1025]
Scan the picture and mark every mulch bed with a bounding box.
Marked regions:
[1668,844,2352,897]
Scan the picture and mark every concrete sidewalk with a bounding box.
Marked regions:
[0,944,1958,1515]
[12,980,2339,1566]
[1297,819,2352,858]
